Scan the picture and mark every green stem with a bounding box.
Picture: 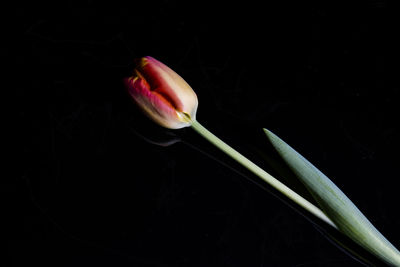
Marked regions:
[191,120,337,229]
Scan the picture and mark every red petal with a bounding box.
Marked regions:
[136,57,184,111]
[124,75,180,126]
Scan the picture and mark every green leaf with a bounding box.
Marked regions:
[264,129,400,266]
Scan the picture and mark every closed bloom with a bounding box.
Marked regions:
[125,56,198,129]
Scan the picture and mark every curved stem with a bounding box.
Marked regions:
[191,120,337,229]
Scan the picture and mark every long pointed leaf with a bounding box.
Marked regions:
[264,129,400,266]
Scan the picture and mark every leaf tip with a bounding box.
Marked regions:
[263,128,276,141]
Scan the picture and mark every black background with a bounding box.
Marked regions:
[10,1,400,266]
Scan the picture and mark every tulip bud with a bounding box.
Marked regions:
[124,56,198,129]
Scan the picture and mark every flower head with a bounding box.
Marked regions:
[125,56,198,129]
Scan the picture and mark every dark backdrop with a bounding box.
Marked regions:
[11,1,400,266]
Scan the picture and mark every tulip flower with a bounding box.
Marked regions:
[124,56,198,129]
[125,56,400,266]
